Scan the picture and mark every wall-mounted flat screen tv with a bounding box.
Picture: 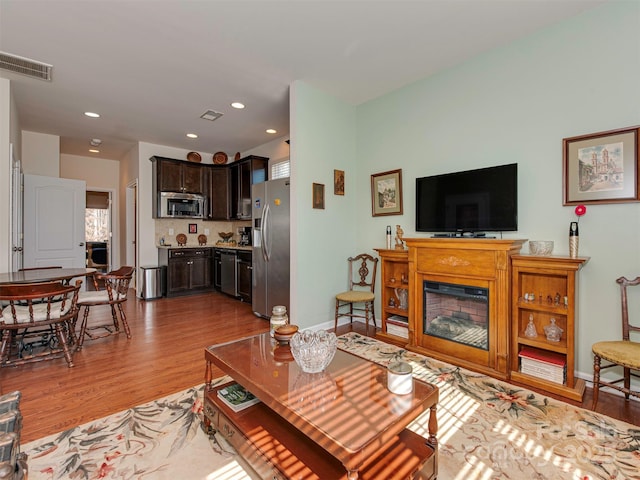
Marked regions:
[415,163,518,235]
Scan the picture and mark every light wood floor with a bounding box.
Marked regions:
[1,291,638,444]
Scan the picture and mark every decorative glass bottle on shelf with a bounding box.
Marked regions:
[544,318,563,342]
[524,314,538,338]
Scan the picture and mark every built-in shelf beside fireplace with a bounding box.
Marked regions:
[405,238,526,380]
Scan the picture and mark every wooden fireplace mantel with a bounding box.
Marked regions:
[404,238,526,380]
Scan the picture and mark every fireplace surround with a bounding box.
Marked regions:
[405,238,526,380]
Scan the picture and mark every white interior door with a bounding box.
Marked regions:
[10,145,23,271]
[23,174,86,268]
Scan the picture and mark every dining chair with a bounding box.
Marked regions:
[334,254,379,332]
[0,280,82,368]
[75,266,135,350]
[591,276,640,409]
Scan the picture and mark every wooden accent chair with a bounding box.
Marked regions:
[0,280,81,368]
[592,276,640,409]
[334,254,379,332]
[75,266,134,350]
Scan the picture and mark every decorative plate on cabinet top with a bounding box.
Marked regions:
[198,234,207,246]
[213,151,228,164]
[176,233,187,246]
[187,151,202,163]
[234,152,241,161]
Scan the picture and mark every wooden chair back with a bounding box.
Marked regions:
[88,266,135,303]
[617,276,640,340]
[347,254,378,293]
[0,280,81,327]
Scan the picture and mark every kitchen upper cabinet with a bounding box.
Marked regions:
[230,155,268,219]
[206,165,230,220]
[152,156,204,194]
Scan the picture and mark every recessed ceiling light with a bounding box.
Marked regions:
[89,149,100,153]
[266,129,277,134]
[186,133,198,139]
[84,111,100,118]
[231,102,245,109]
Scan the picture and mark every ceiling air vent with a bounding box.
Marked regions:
[200,110,223,122]
[0,51,52,81]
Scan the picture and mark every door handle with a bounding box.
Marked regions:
[79,242,85,246]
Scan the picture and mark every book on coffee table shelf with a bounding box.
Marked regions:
[217,383,261,412]
[518,347,566,385]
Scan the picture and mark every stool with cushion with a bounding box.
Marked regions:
[75,266,134,350]
[591,276,640,410]
[334,253,378,332]
[0,280,81,368]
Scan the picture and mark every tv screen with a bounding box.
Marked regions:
[415,163,517,235]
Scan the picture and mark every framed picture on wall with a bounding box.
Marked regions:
[189,223,197,234]
[312,183,325,209]
[563,126,640,205]
[371,169,403,216]
[334,169,345,195]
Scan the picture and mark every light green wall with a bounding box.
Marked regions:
[291,81,357,328]
[353,1,640,379]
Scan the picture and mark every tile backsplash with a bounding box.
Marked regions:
[155,219,251,246]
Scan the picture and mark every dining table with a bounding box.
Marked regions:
[0,267,97,285]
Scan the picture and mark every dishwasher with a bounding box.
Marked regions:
[220,249,238,297]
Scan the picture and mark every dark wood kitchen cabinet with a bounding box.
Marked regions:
[152,156,204,194]
[230,155,268,219]
[159,247,213,297]
[237,250,252,302]
[206,165,230,220]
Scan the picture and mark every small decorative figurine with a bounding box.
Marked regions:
[395,225,405,250]
[524,314,538,338]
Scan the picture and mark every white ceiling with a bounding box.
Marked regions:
[0,0,606,161]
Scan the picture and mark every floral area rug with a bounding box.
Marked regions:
[21,334,640,480]
[338,332,640,480]
[22,377,255,480]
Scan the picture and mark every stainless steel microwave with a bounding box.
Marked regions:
[160,192,206,219]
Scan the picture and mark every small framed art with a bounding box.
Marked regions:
[334,169,345,195]
[312,183,325,209]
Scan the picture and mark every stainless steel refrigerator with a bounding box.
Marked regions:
[252,178,290,318]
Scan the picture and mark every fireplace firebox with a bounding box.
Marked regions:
[423,281,489,350]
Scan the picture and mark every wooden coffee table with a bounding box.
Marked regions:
[204,333,438,479]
